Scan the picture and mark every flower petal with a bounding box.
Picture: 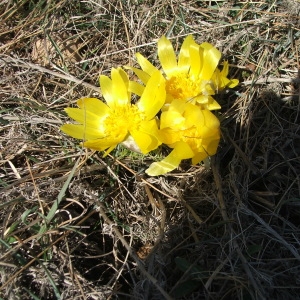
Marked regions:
[168,98,187,114]
[111,68,130,106]
[68,98,110,123]
[126,66,150,85]
[192,136,220,165]
[160,110,185,129]
[77,97,109,114]
[136,53,157,76]
[158,36,177,77]
[99,75,113,107]
[205,99,221,110]
[220,60,229,77]
[191,151,209,165]
[228,79,239,88]
[60,124,105,140]
[199,42,221,80]
[204,136,220,155]
[83,135,123,152]
[61,124,85,139]
[129,80,145,97]
[137,71,166,120]
[177,35,194,73]
[189,42,201,78]
[130,119,162,153]
[183,103,204,127]
[202,109,220,130]
[216,63,239,89]
[146,141,194,176]
[159,128,180,145]
[131,131,156,154]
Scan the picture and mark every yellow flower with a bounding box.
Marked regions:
[61,68,166,155]
[128,35,238,110]
[145,99,220,176]
[212,61,239,90]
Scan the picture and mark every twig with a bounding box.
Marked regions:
[2,115,63,124]
[241,76,300,86]
[0,55,100,94]
[212,156,266,300]
[240,205,300,260]
[98,201,173,300]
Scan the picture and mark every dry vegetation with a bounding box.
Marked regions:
[1,0,300,299]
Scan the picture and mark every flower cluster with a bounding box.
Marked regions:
[61,35,238,176]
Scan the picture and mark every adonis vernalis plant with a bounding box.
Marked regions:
[145,99,221,176]
[61,67,166,155]
[128,35,238,110]
[61,35,238,176]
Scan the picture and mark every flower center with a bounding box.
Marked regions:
[165,73,215,103]
[103,104,144,138]
[166,73,201,101]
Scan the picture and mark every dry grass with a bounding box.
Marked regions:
[1,0,300,299]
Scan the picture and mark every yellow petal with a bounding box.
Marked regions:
[136,53,157,76]
[129,80,145,97]
[146,157,180,176]
[83,135,123,152]
[146,141,194,176]
[68,98,109,122]
[170,140,195,159]
[177,35,194,73]
[61,124,85,139]
[160,110,185,129]
[168,98,186,114]
[111,68,130,106]
[202,109,220,129]
[60,124,104,140]
[227,78,239,88]
[100,75,114,107]
[159,128,180,145]
[195,95,221,110]
[194,95,209,104]
[189,42,201,78]
[204,136,220,155]
[137,71,166,120]
[220,61,229,77]
[158,36,177,77]
[130,119,162,153]
[212,65,239,90]
[183,103,204,127]
[130,130,156,154]
[126,66,150,85]
[64,107,86,123]
[191,151,209,165]
[192,136,219,165]
[215,74,230,90]
[77,97,109,114]
[199,42,221,80]
[205,99,221,110]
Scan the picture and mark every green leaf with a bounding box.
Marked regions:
[40,263,61,299]
[21,206,38,224]
[39,157,80,236]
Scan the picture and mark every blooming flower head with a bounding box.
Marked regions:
[146,99,220,176]
[128,35,238,110]
[61,67,166,155]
